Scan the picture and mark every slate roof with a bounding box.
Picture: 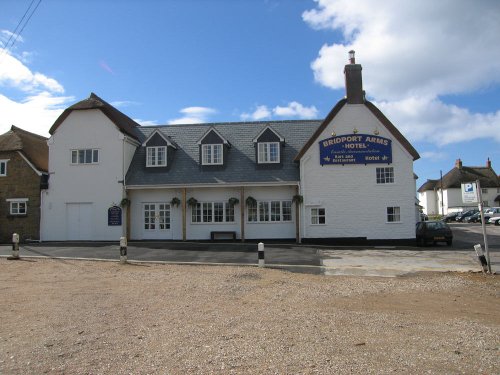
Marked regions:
[49,93,141,141]
[418,165,500,192]
[295,99,420,162]
[126,120,321,186]
[0,125,48,172]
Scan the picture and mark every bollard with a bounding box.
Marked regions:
[474,244,488,273]
[120,236,128,264]
[10,233,20,260]
[258,242,265,268]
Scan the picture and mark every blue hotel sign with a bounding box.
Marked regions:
[319,134,392,165]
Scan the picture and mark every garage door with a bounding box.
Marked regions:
[66,203,93,240]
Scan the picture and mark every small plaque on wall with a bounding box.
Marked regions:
[108,206,122,226]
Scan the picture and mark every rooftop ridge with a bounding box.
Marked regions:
[140,119,322,128]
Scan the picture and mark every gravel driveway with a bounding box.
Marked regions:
[0,258,498,374]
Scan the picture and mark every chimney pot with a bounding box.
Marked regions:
[487,158,492,168]
[348,50,355,64]
[455,159,462,169]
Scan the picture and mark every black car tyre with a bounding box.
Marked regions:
[495,219,500,226]
[446,239,452,246]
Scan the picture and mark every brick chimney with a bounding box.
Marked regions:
[486,158,491,168]
[455,158,462,169]
[344,50,364,104]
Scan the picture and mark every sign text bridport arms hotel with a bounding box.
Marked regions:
[319,133,392,165]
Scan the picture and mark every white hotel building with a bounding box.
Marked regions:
[41,53,420,244]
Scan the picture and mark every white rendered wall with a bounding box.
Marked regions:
[128,185,296,240]
[42,110,134,241]
[300,104,416,240]
[419,191,438,215]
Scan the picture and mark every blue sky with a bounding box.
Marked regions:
[1,0,499,185]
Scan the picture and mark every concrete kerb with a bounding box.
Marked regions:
[0,254,326,272]
[1,254,492,278]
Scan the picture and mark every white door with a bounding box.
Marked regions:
[66,203,93,240]
[142,203,171,239]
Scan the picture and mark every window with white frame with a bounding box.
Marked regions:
[311,208,326,225]
[146,146,167,167]
[247,200,291,223]
[376,167,394,184]
[192,202,235,223]
[387,206,401,222]
[0,160,7,176]
[258,142,280,163]
[8,199,28,215]
[202,144,223,165]
[71,149,99,164]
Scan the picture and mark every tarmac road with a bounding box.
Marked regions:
[1,223,498,276]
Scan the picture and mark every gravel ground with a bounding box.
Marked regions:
[0,258,498,374]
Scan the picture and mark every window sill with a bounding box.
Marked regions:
[191,222,236,225]
[7,214,28,218]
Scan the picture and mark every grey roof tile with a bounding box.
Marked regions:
[126,120,321,186]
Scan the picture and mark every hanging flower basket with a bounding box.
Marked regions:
[245,196,257,207]
[292,194,304,204]
[187,197,198,207]
[120,198,131,207]
[170,197,181,207]
[228,197,239,206]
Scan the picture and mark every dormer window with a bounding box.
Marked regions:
[142,129,177,168]
[258,142,280,163]
[197,127,230,167]
[253,126,284,165]
[146,146,167,167]
[202,144,223,165]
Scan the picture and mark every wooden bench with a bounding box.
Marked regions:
[210,231,237,240]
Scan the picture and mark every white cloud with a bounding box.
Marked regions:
[0,92,73,137]
[168,106,216,124]
[241,102,318,121]
[0,51,64,93]
[0,48,72,137]
[420,151,448,161]
[303,0,500,145]
[111,100,140,108]
[273,102,318,119]
[376,97,500,146]
[0,29,23,47]
[241,105,271,121]
[134,118,159,126]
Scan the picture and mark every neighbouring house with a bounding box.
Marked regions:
[41,51,420,244]
[0,126,48,243]
[418,159,500,215]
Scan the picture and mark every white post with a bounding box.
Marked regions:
[476,180,491,273]
[258,242,265,268]
[120,236,128,264]
[11,233,20,259]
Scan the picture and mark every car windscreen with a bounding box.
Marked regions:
[427,222,446,230]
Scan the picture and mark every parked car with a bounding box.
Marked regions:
[488,216,500,226]
[483,207,500,223]
[442,212,459,222]
[419,213,429,221]
[456,209,479,222]
[464,211,481,223]
[416,221,453,246]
